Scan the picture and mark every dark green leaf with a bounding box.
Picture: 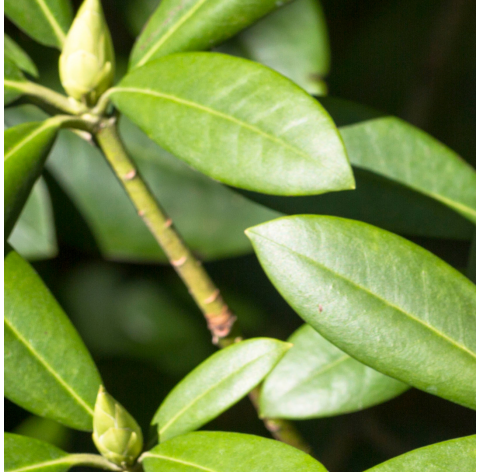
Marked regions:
[142,431,327,472]
[5,57,27,105]
[5,433,71,472]
[4,34,39,77]
[4,247,102,430]
[466,235,475,283]
[364,435,475,471]
[4,119,62,238]
[13,416,71,450]
[129,0,292,69]
[111,53,353,196]
[152,338,291,442]
[247,216,476,409]
[260,324,408,419]
[220,0,330,95]
[5,0,73,49]
[8,178,58,261]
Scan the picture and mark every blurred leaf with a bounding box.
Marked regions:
[60,262,213,375]
[4,118,60,238]
[142,432,328,472]
[241,97,475,238]
[8,178,58,261]
[4,57,27,105]
[13,416,71,450]
[466,235,475,283]
[111,53,354,195]
[5,0,73,49]
[5,104,281,262]
[4,34,39,77]
[5,433,70,472]
[219,0,330,95]
[260,324,408,419]
[152,338,291,442]
[129,0,293,69]
[4,247,102,430]
[364,435,475,471]
[247,216,476,409]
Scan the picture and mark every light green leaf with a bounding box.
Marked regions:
[4,34,39,77]
[5,433,71,472]
[129,0,293,69]
[260,324,408,419]
[5,57,27,105]
[246,216,476,409]
[5,105,281,262]
[4,247,102,430]
[5,0,73,49]
[152,338,291,442]
[364,435,475,471]
[241,97,475,239]
[220,0,330,95]
[14,416,71,450]
[8,178,58,261]
[110,53,353,196]
[4,118,61,238]
[142,431,327,472]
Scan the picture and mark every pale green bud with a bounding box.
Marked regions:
[59,0,115,105]
[92,386,143,466]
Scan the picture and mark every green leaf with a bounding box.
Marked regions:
[5,433,71,472]
[260,324,408,419]
[240,97,475,239]
[129,0,293,69]
[4,118,61,239]
[5,105,281,262]
[5,0,73,49]
[4,247,102,430]
[14,415,71,450]
[110,53,353,196]
[364,435,475,471]
[142,431,327,472]
[4,34,39,77]
[152,338,291,442]
[8,178,58,261]
[220,0,330,95]
[246,216,476,409]
[5,57,27,105]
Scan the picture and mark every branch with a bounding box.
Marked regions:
[66,454,122,471]
[94,117,312,454]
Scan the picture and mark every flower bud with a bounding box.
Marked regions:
[92,386,143,466]
[59,0,115,105]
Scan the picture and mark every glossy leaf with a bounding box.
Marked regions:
[142,431,327,472]
[5,57,27,105]
[247,216,476,409]
[129,0,292,69]
[111,53,353,196]
[260,324,408,419]
[4,118,61,238]
[4,34,38,77]
[5,105,281,261]
[152,338,291,442]
[5,0,73,49]
[4,247,102,430]
[221,0,330,95]
[364,435,475,471]
[8,178,58,260]
[5,433,71,472]
[241,97,475,239]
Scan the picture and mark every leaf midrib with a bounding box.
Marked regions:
[7,456,71,472]
[157,346,281,437]
[111,87,316,163]
[250,232,476,360]
[5,121,55,162]
[142,453,217,472]
[34,0,66,45]
[4,316,94,416]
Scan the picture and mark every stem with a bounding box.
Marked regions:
[66,454,122,471]
[6,80,87,115]
[95,117,312,453]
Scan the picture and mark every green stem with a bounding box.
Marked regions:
[66,454,122,471]
[6,80,87,115]
[95,117,312,454]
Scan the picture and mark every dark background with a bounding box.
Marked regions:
[5,1,476,471]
